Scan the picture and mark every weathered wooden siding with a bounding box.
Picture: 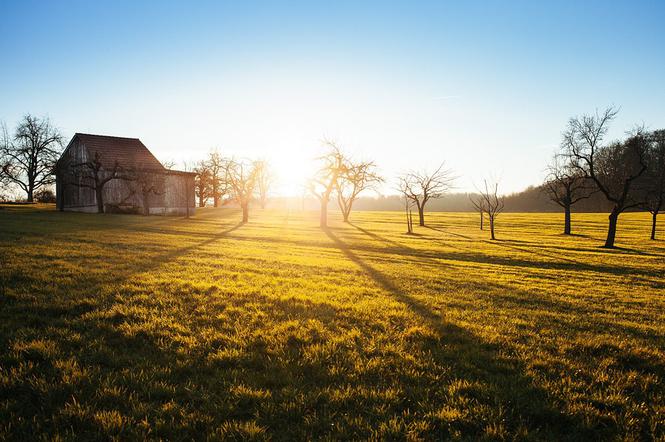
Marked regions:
[57,138,96,210]
[57,138,196,215]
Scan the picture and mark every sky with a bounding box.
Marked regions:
[2,0,665,196]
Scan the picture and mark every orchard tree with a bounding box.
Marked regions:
[309,141,347,228]
[398,163,455,226]
[336,159,382,222]
[0,115,63,202]
[543,154,594,235]
[469,193,486,230]
[254,160,274,209]
[208,150,230,207]
[639,130,665,240]
[563,107,647,248]
[477,179,504,240]
[227,159,258,223]
[397,177,416,234]
[194,160,213,207]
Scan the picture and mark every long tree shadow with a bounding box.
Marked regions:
[323,228,598,439]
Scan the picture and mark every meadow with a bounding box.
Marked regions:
[0,204,664,440]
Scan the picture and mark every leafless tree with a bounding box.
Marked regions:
[638,130,665,240]
[194,160,213,207]
[227,159,258,223]
[543,153,595,235]
[563,107,648,247]
[397,177,415,234]
[126,167,166,216]
[0,115,63,202]
[161,159,176,170]
[336,159,382,222]
[398,163,455,226]
[253,159,274,209]
[65,151,125,213]
[469,194,486,230]
[477,179,504,240]
[208,150,230,207]
[309,141,347,228]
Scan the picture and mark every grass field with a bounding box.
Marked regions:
[1,204,664,440]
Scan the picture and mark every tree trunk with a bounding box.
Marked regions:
[95,187,104,213]
[27,188,34,203]
[241,202,249,223]
[213,195,219,208]
[320,199,328,228]
[418,206,425,227]
[603,208,620,248]
[479,211,484,230]
[490,217,496,240]
[199,194,204,208]
[142,192,150,216]
[563,204,571,235]
[651,211,658,240]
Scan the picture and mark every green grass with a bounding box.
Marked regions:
[1,204,664,440]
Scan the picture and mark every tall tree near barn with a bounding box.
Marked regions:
[0,115,63,202]
[126,167,166,216]
[208,150,229,207]
[66,151,125,213]
[194,160,213,207]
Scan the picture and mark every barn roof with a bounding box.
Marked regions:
[73,133,166,171]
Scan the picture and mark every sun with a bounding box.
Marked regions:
[271,154,315,197]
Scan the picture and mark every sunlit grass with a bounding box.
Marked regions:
[1,204,664,440]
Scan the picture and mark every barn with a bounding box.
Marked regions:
[55,133,195,215]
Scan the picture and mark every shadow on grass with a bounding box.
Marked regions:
[323,228,597,439]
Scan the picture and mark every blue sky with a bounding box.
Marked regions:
[2,0,664,194]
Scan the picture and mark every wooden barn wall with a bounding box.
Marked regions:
[58,138,96,209]
[57,137,195,214]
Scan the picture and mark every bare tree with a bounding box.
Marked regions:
[0,115,63,202]
[477,179,504,240]
[194,160,213,207]
[309,142,347,228]
[563,107,648,248]
[397,177,415,234]
[66,151,124,213]
[399,163,455,226]
[126,167,166,216]
[253,159,273,209]
[336,159,382,222]
[208,150,230,208]
[543,154,594,235]
[469,194,486,230]
[227,159,258,223]
[639,130,665,240]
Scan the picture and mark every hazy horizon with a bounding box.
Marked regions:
[2,0,664,196]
